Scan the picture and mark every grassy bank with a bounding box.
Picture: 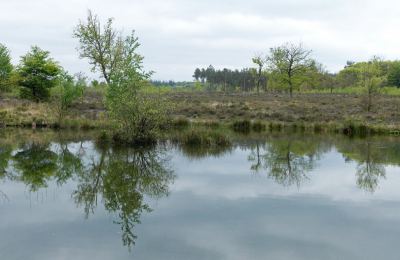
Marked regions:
[1,90,400,134]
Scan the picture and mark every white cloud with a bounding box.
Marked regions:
[1,0,400,80]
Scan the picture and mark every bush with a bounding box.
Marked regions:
[106,86,174,144]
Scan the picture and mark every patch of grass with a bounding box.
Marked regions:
[232,118,251,130]
[203,121,220,128]
[268,121,283,130]
[252,120,266,130]
[173,116,190,127]
[172,126,232,146]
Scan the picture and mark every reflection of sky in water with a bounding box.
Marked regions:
[1,136,400,260]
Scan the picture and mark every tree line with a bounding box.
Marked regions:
[190,43,400,99]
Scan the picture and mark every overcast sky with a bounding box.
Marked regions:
[1,0,400,81]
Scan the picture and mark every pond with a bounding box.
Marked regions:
[1,129,400,260]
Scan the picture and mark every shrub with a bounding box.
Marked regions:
[106,86,174,144]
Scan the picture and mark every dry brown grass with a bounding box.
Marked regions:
[2,90,400,128]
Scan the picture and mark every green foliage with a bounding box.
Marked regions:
[0,43,13,92]
[193,81,204,92]
[357,60,386,112]
[54,71,86,121]
[73,10,125,84]
[13,142,59,191]
[107,86,174,143]
[105,32,173,143]
[17,46,61,102]
[267,42,314,96]
[388,61,400,88]
[252,53,266,95]
[91,79,99,88]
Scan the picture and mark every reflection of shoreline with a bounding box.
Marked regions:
[175,143,235,161]
[72,144,177,251]
[243,133,391,193]
[0,138,177,251]
[248,137,321,187]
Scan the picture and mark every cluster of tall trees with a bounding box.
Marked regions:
[192,66,268,92]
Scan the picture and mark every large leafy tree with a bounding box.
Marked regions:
[0,43,15,92]
[0,43,13,83]
[17,46,61,101]
[267,42,314,97]
[73,9,125,84]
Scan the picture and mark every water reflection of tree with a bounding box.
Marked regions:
[12,142,59,191]
[339,138,387,194]
[72,144,176,251]
[55,140,84,186]
[248,135,325,187]
[0,142,13,176]
[5,141,83,192]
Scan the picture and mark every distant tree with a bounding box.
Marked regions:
[304,60,325,90]
[252,52,266,95]
[344,60,356,69]
[222,68,229,91]
[73,9,125,84]
[17,46,61,102]
[193,68,201,82]
[357,59,386,112]
[91,79,99,88]
[200,68,206,89]
[0,44,20,93]
[337,66,359,88]
[323,72,338,93]
[388,61,400,88]
[0,43,13,89]
[267,42,314,97]
[206,65,215,90]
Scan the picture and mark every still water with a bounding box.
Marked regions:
[1,129,400,260]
